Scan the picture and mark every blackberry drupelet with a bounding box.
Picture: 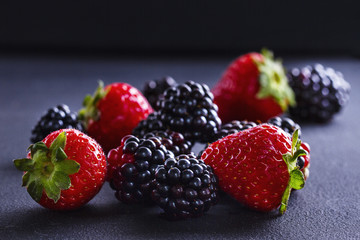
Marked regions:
[288,64,351,122]
[156,81,222,143]
[143,76,177,109]
[30,104,84,143]
[268,116,301,138]
[142,130,193,156]
[151,153,219,219]
[107,135,175,204]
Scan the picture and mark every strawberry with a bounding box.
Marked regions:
[13,129,107,210]
[201,124,308,214]
[212,49,295,123]
[79,81,153,153]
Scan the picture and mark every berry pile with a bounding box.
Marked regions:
[19,49,348,219]
[143,76,177,109]
[107,135,175,204]
[288,64,351,122]
[31,104,83,143]
[152,153,218,219]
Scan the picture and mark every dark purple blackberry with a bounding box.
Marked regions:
[30,104,84,143]
[288,64,351,122]
[267,116,301,138]
[142,130,193,156]
[156,81,222,143]
[109,135,175,204]
[151,153,218,219]
[143,76,177,109]
[212,120,258,142]
[209,117,301,145]
[132,112,167,137]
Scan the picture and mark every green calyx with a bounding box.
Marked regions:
[78,80,109,129]
[253,49,296,111]
[13,132,80,203]
[279,129,308,215]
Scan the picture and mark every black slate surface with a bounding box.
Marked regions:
[0,55,359,239]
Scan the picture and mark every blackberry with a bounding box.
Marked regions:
[267,116,301,138]
[212,120,258,142]
[30,104,84,143]
[108,135,174,204]
[142,130,193,156]
[143,76,177,109]
[156,81,222,143]
[132,112,167,137]
[288,64,351,122]
[210,117,301,143]
[151,153,219,219]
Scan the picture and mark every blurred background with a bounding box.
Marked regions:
[1,0,359,57]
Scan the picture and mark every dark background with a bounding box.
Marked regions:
[1,1,360,240]
[0,0,360,57]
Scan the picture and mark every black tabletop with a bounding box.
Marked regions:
[1,54,359,239]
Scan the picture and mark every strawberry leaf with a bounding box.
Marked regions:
[43,180,61,203]
[29,142,48,157]
[13,158,34,171]
[27,180,43,202]
[279,184,291,215]
[49,132,66,154]
[54,147,67,162]
[293,149,308,161]
[55,159,80,175]
[289,169,305,190]
[22,172,30,187]
[53,171,71,190]
[291,129,299,153]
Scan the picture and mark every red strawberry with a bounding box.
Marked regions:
[212,49,295,123]
[79,82,153,153]
[13,129,107,210]
[201,124,308,214]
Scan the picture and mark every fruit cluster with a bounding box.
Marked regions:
[13,49,351,220]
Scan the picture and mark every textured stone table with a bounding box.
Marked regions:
[0,54,359,239]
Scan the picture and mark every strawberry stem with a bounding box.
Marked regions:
[78,80,109,129]
[280,129,307,214]
[253,48,296,111]
[13,132,80,203]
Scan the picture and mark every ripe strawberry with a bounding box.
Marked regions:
[201,124,308,214]
[13,129,107,210]
[79,82,153,153]
[212,49,295,123]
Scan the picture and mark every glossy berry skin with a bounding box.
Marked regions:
[201,124,307,212]
[143,76,177,109]
[152,153,218,219]
[212,50,295,123]
[25,129,106,210]
[107,135,174,204]
[288,64,351,122]
[79,82,153,153]
[31,104,84,143]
